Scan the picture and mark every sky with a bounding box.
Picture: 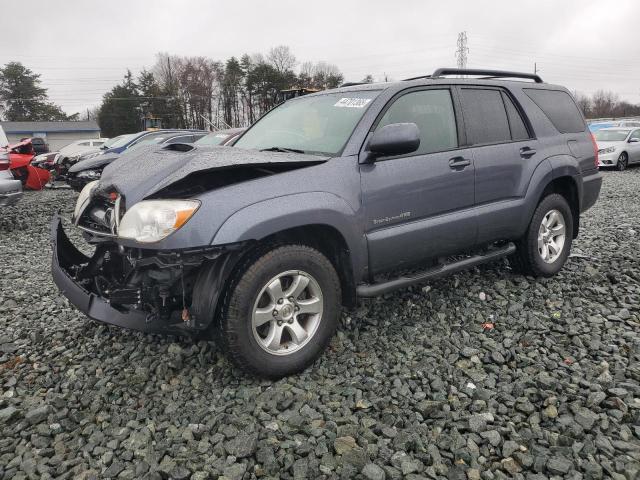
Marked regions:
[2,0,639,117]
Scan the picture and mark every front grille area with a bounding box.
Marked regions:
[78,193,124,236]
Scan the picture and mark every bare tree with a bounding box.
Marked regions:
[573,91,591,118]
[591,90,618,118]
[267,45,297,73]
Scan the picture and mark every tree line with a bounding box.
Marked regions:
[574,90,640,119]
[0,62,77,121]
[97,46,347,137]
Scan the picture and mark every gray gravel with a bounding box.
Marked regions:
[1,170,639,480]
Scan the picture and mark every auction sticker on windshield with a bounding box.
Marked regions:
[334,98,372,108]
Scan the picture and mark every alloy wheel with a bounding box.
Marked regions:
[537,209,566,263]
[251,270,324,355]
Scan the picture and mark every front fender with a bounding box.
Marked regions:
[212,192,366,280]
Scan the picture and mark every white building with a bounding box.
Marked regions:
[0,121,101,151]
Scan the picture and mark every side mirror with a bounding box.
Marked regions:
[629,138,639,143]
[363,123,420,162]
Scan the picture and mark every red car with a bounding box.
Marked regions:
[4,139,50,190]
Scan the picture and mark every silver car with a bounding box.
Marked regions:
[0,151,22,206]
[595,127,640,170]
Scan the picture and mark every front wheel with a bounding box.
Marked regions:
[510,193,573,277]
[616,152,628,171]
[217,245,341,378]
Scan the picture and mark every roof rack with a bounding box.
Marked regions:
[431,68,543,83]
[402,75,432,81]
[340,82,369,87]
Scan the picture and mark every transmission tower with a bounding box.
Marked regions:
[455,31,469,70]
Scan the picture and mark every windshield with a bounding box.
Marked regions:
[101,136,122,148]
[595,130,630,142]
[234,90,380,155]
[106,133,137,149]
[195,132,233,146]
[128,133,173,151]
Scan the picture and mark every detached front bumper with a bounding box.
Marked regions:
[51,214,191,335]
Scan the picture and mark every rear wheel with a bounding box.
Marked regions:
[217,244,341,378]
[510,193,573,277]
[616,152,628,171]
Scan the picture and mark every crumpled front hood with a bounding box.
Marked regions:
[69,152,120,173]
[96,145,328,205]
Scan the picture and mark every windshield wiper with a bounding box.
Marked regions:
[260,146,305,154]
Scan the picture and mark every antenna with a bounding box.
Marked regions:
[455,31,469,71]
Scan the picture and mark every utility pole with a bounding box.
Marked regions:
[534,62,538,75]
[455,31,469,71]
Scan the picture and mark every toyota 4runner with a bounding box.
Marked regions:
[52,68,602,377]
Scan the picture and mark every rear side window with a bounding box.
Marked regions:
[524,88,585,133]
[501,93,530,141]
[377,89,458,155]
[460,88,511,145]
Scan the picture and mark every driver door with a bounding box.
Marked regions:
[629,129,640,163]
[360,87,476,274]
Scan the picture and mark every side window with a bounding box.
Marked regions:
[460,88,511,145]
[631,129,640,141]
[78,141,90,146]
[376,89,458,155]
[523,88,585,134]
[501,92,530,141]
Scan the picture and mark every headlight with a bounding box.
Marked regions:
[599,146,616,154]
[118,200,200,243]
[73,180,99,223]
[76,169,102,179]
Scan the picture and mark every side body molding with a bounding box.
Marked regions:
[212,192,367,281]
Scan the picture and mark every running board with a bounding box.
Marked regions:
[356,242,516,297]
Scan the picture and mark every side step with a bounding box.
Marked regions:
[356,242,516,297]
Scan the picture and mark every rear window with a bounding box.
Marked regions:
[524,88,585,134]
[460,88,511,145]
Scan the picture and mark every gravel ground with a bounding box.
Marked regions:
[0,171,639,480]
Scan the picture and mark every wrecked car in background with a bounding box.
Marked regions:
[52,68,601,378]
[66,130,207,191]
[6,139,50,190]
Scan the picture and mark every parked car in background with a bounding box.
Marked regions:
[27,137,49,155]
[193,127,247,147]
[58,138,109,160]
[588,122,617,132]
[66,130,207,191]
[53,68,601,377]
[31,152,60,170]
[56,135,129,178]
[7,139,50,190]
[594,127,640,170]
[617,120,640,128]
[0,150,22,206]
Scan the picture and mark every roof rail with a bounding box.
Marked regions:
[402,75,432,81]
[431,68,543,83]
[340,82,369,87]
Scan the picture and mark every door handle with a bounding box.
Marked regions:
[520,147,536,158]
[449,156,471,170]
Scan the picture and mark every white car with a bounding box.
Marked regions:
[594,127,640,171]
[58,138,109,159]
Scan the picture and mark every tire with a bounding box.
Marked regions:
[510,193,573,277]
[217,244,341,378]
[616,152,628,171]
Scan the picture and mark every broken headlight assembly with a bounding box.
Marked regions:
[73,180,99,222]
[118,199,200,243]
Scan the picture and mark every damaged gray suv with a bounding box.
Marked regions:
[52,68,602,377]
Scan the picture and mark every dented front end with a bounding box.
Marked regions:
[51,214,245,335]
